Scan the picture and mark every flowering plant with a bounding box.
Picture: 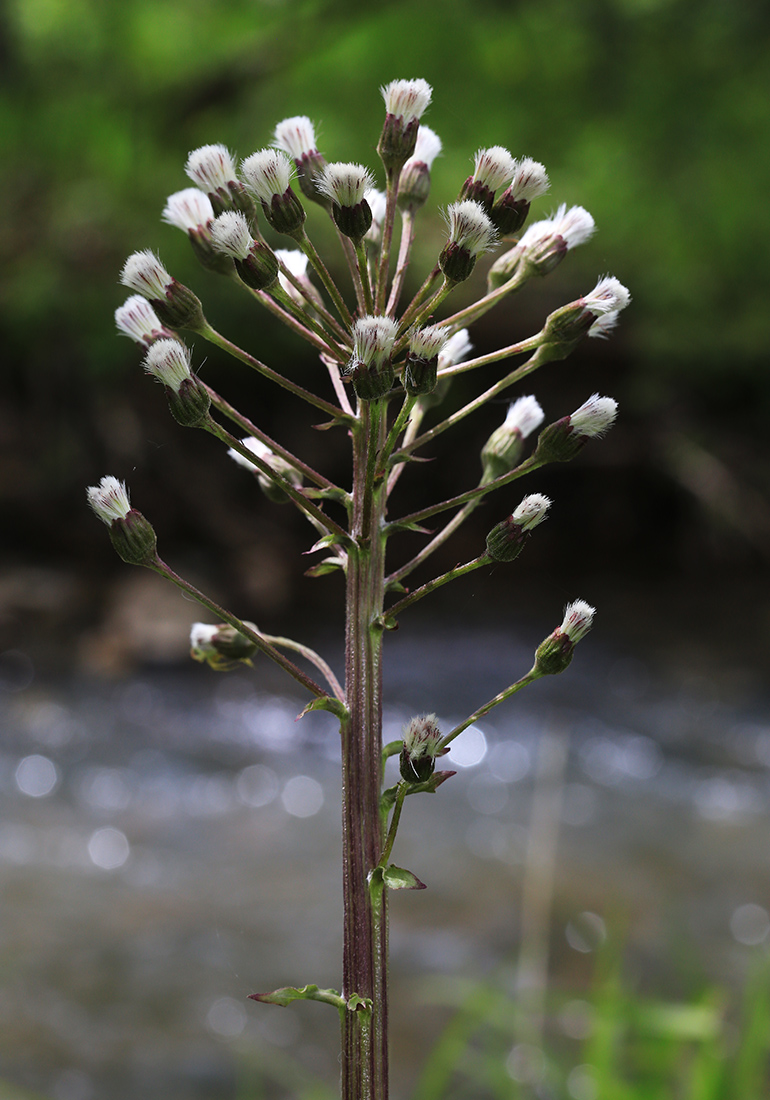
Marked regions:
[89,78,628,1099]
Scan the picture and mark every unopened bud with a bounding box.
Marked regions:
[273,116,328,207]
[210,211,279,290]
[241,149,306,239]
[115,296,174,348]
[190,621,259,669]
[317,163,374,243]
[120,250,206,331]
[439,200,497,283]
[86,476,158,566]
[398,126,441,213]
[541,277,631,350]
[400,713,445,782]
[534,600,595,675]
[485,493,551,562]
[345,316,398,401]
[185,144,256,219]
[378,78,432,171]
[490,157,550,235]
[481,395,544,482]
[162,188,232,276]
[403,324,449,395]
[534,394,617,463]
[227,437,303,503]
[458,146,516,211]
[144,339,211,428]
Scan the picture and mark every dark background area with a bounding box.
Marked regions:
[1,0,769,678]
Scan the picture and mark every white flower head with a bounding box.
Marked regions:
[144,338,193,392]
[186,144,238,193]
[402,714,443,758]
[520,203,595,253]
[512,493,551,531]
[559,600,596,642]
[115,296,169,346]
[87,476,131,525]
[438,329,473,370]
[317,162,374,208]
[582,275,631,316]
[589,311,622,339]
[504,395,545,439]
[508,158,550,202]
[381,78,432,123]
[364,189,388,243]
[120,250,173,300]
[273,116,319,160]
[241,148,294,204]
[162,188,214,233]
[227,436,271,471]
[352,316,398,366]
[210,211,253,259]
[409,125,442,168]
[444,200,497,255]
[570,393,618,438]
[409,324,450,360]
[472,146,517,191]
[190,622,220,653]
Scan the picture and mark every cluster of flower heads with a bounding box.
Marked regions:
[96,78,627,694]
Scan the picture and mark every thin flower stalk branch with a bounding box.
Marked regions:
[298,233,354,327]
[377,782,407,867]
[354,240,376,314]
[385,210,416,317]
[385,402,428,497]
[150,556,330,700]
[242,280,344,358]
[436,333,543,379]
[439,267,530,329]
[387,497,479,587]
[440,668,543,748]
[376,394,417,480]
[262,633,346,703]
[277,257,352,345]
[205,420,351,542]
[202,383,346,494]
[395,263,441,333]
[390,454,541,529]
[375,169,401,314]
[200,323,349,420]
[383,554,490,624]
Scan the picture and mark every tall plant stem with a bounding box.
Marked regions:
[341,400,389,1100]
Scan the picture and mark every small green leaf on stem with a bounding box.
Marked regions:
[249,984,345,1010]
[383,864,427,891]
[297,696,349,722]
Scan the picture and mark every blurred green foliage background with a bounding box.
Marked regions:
[2,0,769,656]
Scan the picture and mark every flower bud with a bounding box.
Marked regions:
[185,144,256,219]
[534,394,617,463]
[458,146,517,211]
[534,600,595,675]
[378,78,432,171]
[190,621,259,670]
[144,338,211,428]
[162,188,233,276]
[241,149,306,239]
[115,296,174,348]
[481,395,544,482]
[517,203,596,276]
[398,125,441,213]
[120,250,206,331]
[317,163,374,243]
[541,276,631,350]
[210,211,279,290]
[403,324,449,396]
[345,316,398,401]
[490,157,549,235]
[273,116,328,207]
[439,200,497,283]
[399,713,445,782]
[86,476,158,566]
[485,493,551,562]
[227,437,303,503]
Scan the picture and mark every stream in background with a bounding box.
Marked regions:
[2,624,770,1100]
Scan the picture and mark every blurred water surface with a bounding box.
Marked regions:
[2,627,770,1099]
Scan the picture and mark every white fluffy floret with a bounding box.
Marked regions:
[519,203,595,253]
[210,211,253,258]
[438,329,473,370]
[120,250,173,299]
[409,324,450,359]
[273,116,319,159]
[508,157,550,201]
[559,600,596,642]
[409,125,442,168]
[162,188,214,232]
[86,476,131,525]
[241,149,294,203]
[317,162,374,207]
[381,78,432,122]
[570,393,618,438]
[582,275,631,316]
[115,296,167,345]
[444,200,497,255]
[588,311,622,339]
[352,316,399,365]
[227,436,272,470]
[143,338,193,392]
[512,493,551,531]
[503,395,545,439]
[185,144,238,192]
[472,146,517,190]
